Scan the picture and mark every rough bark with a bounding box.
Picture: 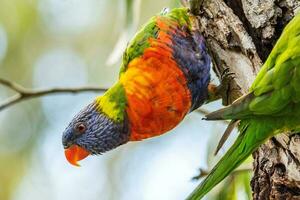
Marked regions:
[191,0,300,199]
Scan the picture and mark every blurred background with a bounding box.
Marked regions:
[0,0,252,199]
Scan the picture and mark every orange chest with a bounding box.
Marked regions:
[120,45,191,141]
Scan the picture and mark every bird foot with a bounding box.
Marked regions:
[207,68,235,104]
[217,68,235,105]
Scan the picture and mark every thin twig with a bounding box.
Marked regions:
[0,78,27,93]
[0,78,230,124]
[0,78,107,111]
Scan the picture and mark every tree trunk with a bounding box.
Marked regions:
[190,0,300,199]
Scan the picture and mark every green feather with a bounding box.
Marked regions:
[188,118,279,200]
[166,7,190,27]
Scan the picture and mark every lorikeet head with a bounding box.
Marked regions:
[62,101,129,166]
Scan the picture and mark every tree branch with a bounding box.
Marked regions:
[0,77,224,126]
[0,78,27,93]
[0,78,107,111]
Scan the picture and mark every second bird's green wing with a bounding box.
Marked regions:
[249,12,300,115]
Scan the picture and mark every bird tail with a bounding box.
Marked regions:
[187,118,275,200]
[205,92,255,155]
[205,92,254,120]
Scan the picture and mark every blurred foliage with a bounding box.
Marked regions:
[0,1,252,200]
[106,0,141,65]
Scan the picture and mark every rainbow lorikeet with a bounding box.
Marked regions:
[187,12,300,199]
[62,8,223,166]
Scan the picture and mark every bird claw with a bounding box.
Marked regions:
[220,68,235,84]
[217,68,235,105]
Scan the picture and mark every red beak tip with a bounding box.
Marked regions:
[64,145,90,167]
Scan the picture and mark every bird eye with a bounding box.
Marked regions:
[75,123,86,134]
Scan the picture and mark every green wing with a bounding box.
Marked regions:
[119,8,189,76]
[118,17,158,76]
[249,12,300,114]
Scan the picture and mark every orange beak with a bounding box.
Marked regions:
[64,145,90,167]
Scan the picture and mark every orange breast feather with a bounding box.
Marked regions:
[120,27,191,141]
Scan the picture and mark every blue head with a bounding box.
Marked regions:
[62,102,129,166]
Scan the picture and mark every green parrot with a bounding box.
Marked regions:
[187,11,300,199]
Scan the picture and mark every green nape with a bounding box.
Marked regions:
[95,82,127,122]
